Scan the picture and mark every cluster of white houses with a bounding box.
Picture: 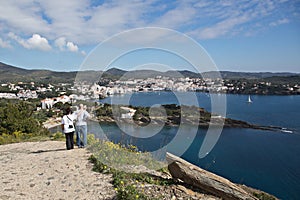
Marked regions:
[0,90,38,99]
[76,76,227,99]
[77,76,300,98]
[40,94,89,109]
[1,76,299,105]
[40,95,71,109]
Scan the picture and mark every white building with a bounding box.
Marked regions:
[120,107,136,119]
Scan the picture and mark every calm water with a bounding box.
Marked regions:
[95,92,300,199]
[101,92,300,132]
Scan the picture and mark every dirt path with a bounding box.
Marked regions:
[0,141,116,200]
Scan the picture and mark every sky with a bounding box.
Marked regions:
[0,0,299,72]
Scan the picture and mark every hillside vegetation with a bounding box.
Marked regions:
[1,62,299,83]
[0,99,49,144]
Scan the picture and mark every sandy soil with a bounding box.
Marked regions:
[0,141,116,200]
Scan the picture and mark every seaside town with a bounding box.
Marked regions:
[0,73,299,130]
[0,72,295,199]
[1,75,300,104]
[1,1,300,199]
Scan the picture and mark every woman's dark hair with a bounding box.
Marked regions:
[64,107,72,115]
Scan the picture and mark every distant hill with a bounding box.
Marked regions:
[104,68,127,77]
[0,62,299,84]
[0,62,76,83]
[0,62,31,75]
[217,71,297,79]
[103,67,299,80]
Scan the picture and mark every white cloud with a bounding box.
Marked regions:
[0,0,298,44]
[54,37,80,53]
[0,1,51,35]
[54,37,66,51]
[187,0,293,39]
[151,3,196,29]
[269,18,289,27]
[8,32,26,47]
[66,41,78,52]
[0,37,12,48]
[27,34,52,51]
[0,1,167,44]
[192,15,250,39]
[8,32,51,51]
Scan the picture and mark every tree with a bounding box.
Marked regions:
[0,101,48,135]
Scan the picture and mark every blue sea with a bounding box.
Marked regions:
[89,92,300,199]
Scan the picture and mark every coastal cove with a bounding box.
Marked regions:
[49,92,300,199]
[98,92,300,199]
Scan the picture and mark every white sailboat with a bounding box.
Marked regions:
[247,95,253,103]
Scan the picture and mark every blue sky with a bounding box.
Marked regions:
[0,0,299,72]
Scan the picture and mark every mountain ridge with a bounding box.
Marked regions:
[0,62,299,83]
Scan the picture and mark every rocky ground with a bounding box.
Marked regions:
[0,141,116,200]
[0,141,219,200]
[0,141,273,200]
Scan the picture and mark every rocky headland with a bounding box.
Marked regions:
[0,141,277,200]
[94,104,285,132]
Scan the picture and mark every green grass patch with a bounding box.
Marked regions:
[0,131,52,145]
[87,135,164,171]
[0,131,67,145]
[87,135,173,200]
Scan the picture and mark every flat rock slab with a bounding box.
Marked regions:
[0,141,116,200]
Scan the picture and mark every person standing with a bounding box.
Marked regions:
[75,104,90,148]
[61,107,75,150]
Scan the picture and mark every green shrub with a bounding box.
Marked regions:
[0,101,50,144]
[88,140,172,200]
[88,138,164,171]
[253,192,276,200]
[0,131,50,145]
[51,132,65,141]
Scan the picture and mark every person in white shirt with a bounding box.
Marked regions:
[75,104,90,148]
[61,107,76,150]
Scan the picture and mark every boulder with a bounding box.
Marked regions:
[166,152,258,200]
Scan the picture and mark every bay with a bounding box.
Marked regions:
[95,92,300,199]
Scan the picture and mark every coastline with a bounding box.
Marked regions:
[40,116,284,199]
[43,114,286,133]
[95,116,285,132]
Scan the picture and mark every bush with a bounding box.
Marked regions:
[51,132,65,141]
[88,139,172,200]
[253,192,276,200]
[88,139,163,171]
[0,131,50,145]
[0,101,49,136]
